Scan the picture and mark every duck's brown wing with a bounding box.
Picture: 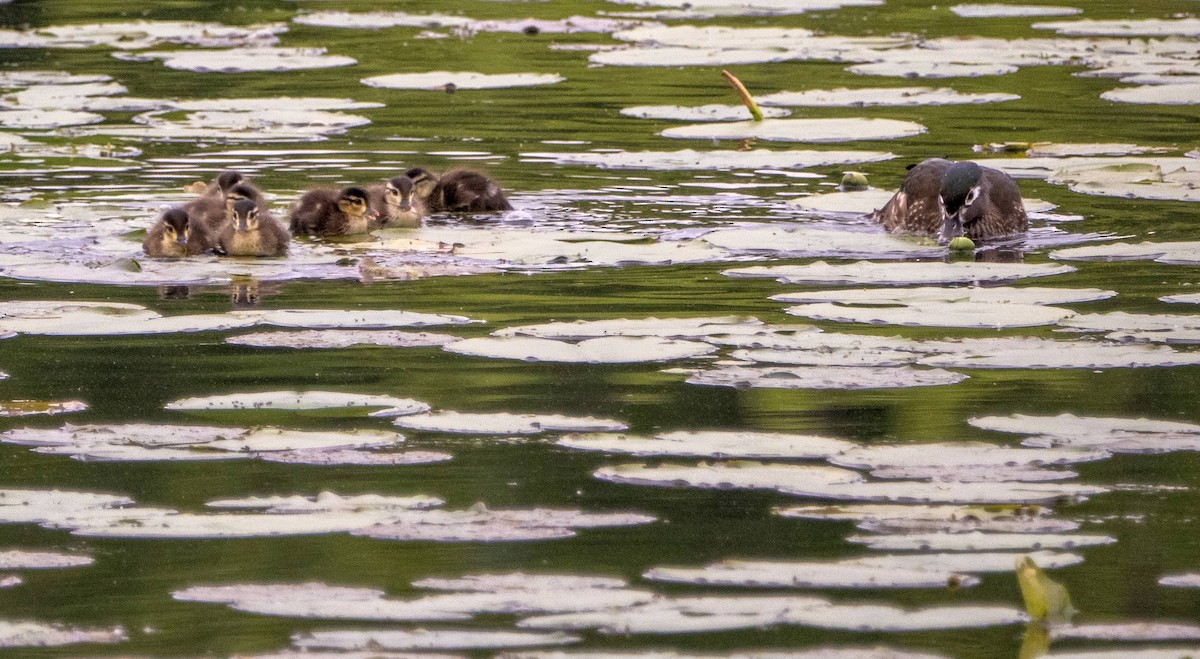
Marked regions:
[183,195,228,233]
[965,167,1029,240]
[869,158,951,236]
[435,169,513,212]
[289,190,336,236]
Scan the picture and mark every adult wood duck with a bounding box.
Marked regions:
[143,207,215,257]
[217,199,289,257]
[870,158,1028,244]
[367,176,426,228]
[289,186,378,237]
[405,167,513,213]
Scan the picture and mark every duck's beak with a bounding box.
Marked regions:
[175,232,188,246]
[365,207,379,220]
[938,208,965,246]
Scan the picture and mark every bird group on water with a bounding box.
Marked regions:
[142,167,514,258]
[143,158,1027,259]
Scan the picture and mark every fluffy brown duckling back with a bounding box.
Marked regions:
[368,176,427,228]
[186,182,269,234]
[289,186,378,237]
[406,167,513,213]
[217,199,289,257]
[143,207,215,257]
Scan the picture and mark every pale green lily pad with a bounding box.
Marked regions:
[831,442,1108,469]
[362,72,564,90]
[1160,573,1200,588]
[621,104,791,121]
[292,629,579,652]
[782,603,1025,632]
[2,423,246,448]
[1052,241,1200,262]
[519,148,895,170]
[164,390,428,413]
[254,309,474,329]
[849,550,1083,573]
[557,430,856,459]
[1103,85,1200,105]
[392,411,628,434]
[205,492,443,513]
[870,465,1078,483]
[0,621,127,648]
[604,0,883,15]
[685,365,969,389]
[413,573,629,592]
[121,47,356,72]
[519,595,829,634]
[0,71,112,87]
[950,4,1081,17]
[31,20,285,49]
[660,118,926,143]
[778,479,1107,504]
[916,337,1200,369]
[0,400,88,417]
[203,428,403,453]
[784,301,1075,329]
[353,505,655,542]
[789,189,897,214]
[1033,17,1200,36]
[1025,143,1175,157]
[492,647,949,659]
[0,576,19,589]
[773,286,1116,306]
[493,316,764,339]
[759,86,1018,107]
[590,46,801,68]
[1161,293,1200,304]
[70,510,406,539]
[443,336,717,363]
[1061,312,1200,334]
[594,462,865,492]
[970,413,1200,454]
[226,330,459,349]
[258,449,453,466]
[848,61,1019,78]
[846,531,1115,552]
[643,558,978,589]
[725,261,1075,285]
[293,11,473,29]
[702,225,942,259]
[0,550,93,569]
[1038,649,1200,658]
[1049,623,1200,641]
[728,346,918,367]
[777,503,1082,534]
[0,109,103,129]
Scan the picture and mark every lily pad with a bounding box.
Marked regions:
[830,442,1108,470]
[0,550,93,569]
[292,628,579,651]
[1025,143,1175,157]
[603,0,884,15]
[725,261,1075,285]
[412,573,630,592]
[204,428,403,453]
[557,430,856,459]
[772,286,1116,306]
[0,109,104,129]
[783,301,1075,329]
[702,225,943,259]
[121,47,356,72]
[1103,84,1200,105]
[849,550,1084,573]
[226,330,459,349]
[846,531,1116,552]
[0,621,126,648]
[0,577,19,589]
[257,449,453,466]
[1049,622,1200,641]
[164,390,428,414]
[759,86,1018,106]
[781,603,1025,632]
[847,61,1019,78]
[951,4,1081,17]
[353,505,654,543]
[917,337,1200,369]
[1053,241,1200,263]
[1033,17,1200,36]
[493,316,764,340]
[969,413,1200,453]
[594,462,865,492]
[660,118,926,143]
[685,365,969,389]
[620,104,791,121]
[778,479,1107,504]
[519,148,896,170]
[392,411,628,434]
[443,336,717,363]
[1160,573,1200,588]
[362,72,564,90]
[0,400,88,417]
[777,503,1082,534]
[644,558,979,589]
[518,594,830,634]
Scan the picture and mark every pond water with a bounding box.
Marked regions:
[0,0,1199,657]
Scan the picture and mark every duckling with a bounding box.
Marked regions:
[406,167,513,213]
[143,207,216,257]
[217,199,289,257]
[869,158,1028,244]
[288,186,378,237]
[185,183,268,234]
[367,175,427,228]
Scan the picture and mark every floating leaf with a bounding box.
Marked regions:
[772,286,1116,306]
[784,301,1075,329]
[518,594,829,634]
[760,86,1018,106]
[916,337,1200,370]
[685,365,969,390]
[970,413,1200,454]
[362,72,564,90]
[847,531,1115,552]
[1103,84,1200,105]
[1160,573,1200,588]
[257,449,452,466]
[1049,622,1200,641]
[292,628,579,651]
[494,316,765,340]
[847,61,1019,78]
[226,330,459,349]
[0,621,126,648]
[392,411,627,435]
[0,400,88,417]
[0,109,104,129]
[412,573,630,593]
[725,261,1075,285]
[519,148,896,170]
[121,47,356,73]
[0,550,93,569]
[164,390,429,414]
[660,118,926,143]
[950,4,1081,17]
[557,430,856,459]
[1052,241,1200,263]
[621,104,790,121]
[702,225,942,259]
[443,336,717,363]
[1033,17,1200,36]
[594,462,865,492]
[830,442,1108,470]
[777,503,1082,534]
[850,550,1083,573]
[777,479,1107,504]
[644,558,979,589]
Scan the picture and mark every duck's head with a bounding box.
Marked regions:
[338,187,377,221]
[404,167,439,198]
[161,207,192,247]
[938,161,984,245]
[385,176,417,212]
[215,170,246,193]
[231,199,259,232]
[223,183,259,215]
